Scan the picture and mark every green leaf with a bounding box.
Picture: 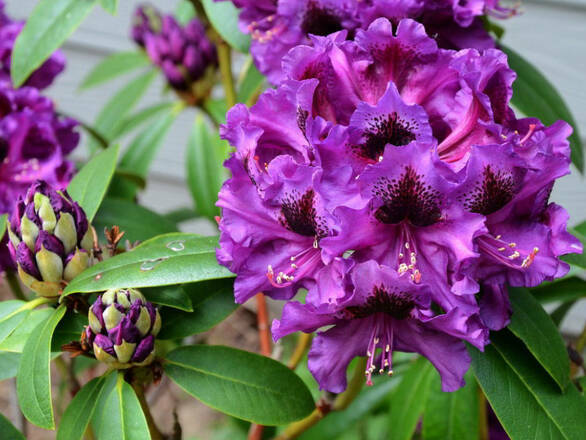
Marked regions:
[0,352,21,382]
[201,0,250,53]
[142,285,193,312]
[10,0,97,87]
[90,70,157,151]
[0,413,25,440]
[57,376,107,440]
[175,0,196,25]
[0,300,28,345]
[62,233,233,296]
[531,277,586,305]
[164,345,314,425]
[80,51,149,90]
[51,311,87,352]
[111,102,176,140]
[119,105,181,178]
[112,104,181,199]
[16,305,66,429]
[93,198,178,244]
[98,0,118,15]
[388,356,434,440]
[422,372,479,440]
[237,59,265,104]
[67,144,120,221]
[551,301,576,327]
[561,229,586,269]
[502,44,584,172]
[186,115,228,221]
[508,287,570,391]
[163,207,198,224]
[158,279,237,339]
[93,372,150,440]
[300,380,396,440]
[0,214,7,241]
[470,331,586,440]
[0,308,54,352]
[203,98,228,125]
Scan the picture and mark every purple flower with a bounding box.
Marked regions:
[131,4,217,100]
[0,6,65,89]
[0,83,79,273]
[6,181,93,297]
[218,0,517,84]
[217,152,341,304]
[86,288,161,368]
[273,261,487,392]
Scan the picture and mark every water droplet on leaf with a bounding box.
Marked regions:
[166,240,185,252]
[140,257,169,271]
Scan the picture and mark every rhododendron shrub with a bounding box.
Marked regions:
[0,1,584,440]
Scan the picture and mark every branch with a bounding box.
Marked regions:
[276,358,367,440]
[288,333,312,370]
[132,382,164,440]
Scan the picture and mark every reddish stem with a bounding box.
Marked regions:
[248,293,272,440]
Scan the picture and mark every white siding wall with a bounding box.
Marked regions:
[5,0,586,332]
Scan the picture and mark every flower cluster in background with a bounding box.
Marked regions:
[0,1,65,90]
[217,16,581,392]
[219,0,517,84]
[0,1,79,273]
[132,3,218,103]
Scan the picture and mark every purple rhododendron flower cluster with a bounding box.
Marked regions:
[0,82,79,272]
[216,18,582,393]
[0,1,65,90]
[131,4,217,95]
[218,0,517,84]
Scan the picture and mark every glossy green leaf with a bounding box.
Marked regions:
[113,169,147,189]
[142,285,193,312]
[67,144,120,221]
[508,287,570,391]
[0,214,7,241]
[57,376,108,440]
[201,0,250,53]
[164,345,314,425]
[0,308,54,352]
[90,70,157,151]
[237,59,265,104]
[16,305,66,429]
[93,198,178,244]
[0,298,51,346]
[93,372,150,440]
[422,371,479,440]
[80,51,149,89]
[470,331,586,440]
[561,229,586,269]
[300,380,396,440]
[503,45,584,172]
[158,279,237,339]
[550,301,576,327]
[62,233,233,296]
[51,311,87,352]
[531,277,586,305]
[10,0,97,87]
[99,0,118,15]
[0,413,25,440]
[186,115,228,221]
[389,356,434,440]
[0,352,21,382]
[111,102,176,140]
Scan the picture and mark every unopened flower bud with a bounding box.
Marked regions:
[7,181,93,297]
[86,288,161,369]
